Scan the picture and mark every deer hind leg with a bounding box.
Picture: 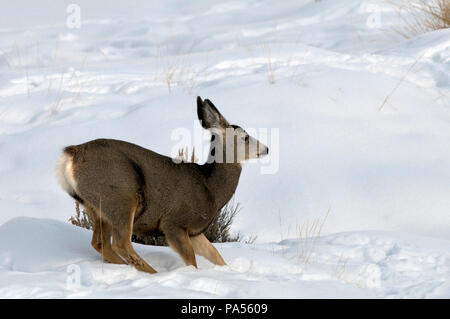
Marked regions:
[90,211,126,265]
[109,203,157,274]
[190,233,227,266]
[164,226,197,268]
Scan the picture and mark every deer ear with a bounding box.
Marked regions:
[197,96,229,129]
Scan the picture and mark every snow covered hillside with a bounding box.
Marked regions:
[0,0,449,298]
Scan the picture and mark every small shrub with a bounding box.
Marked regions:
[132,197,244,246]
[177,146,198,163]
[204,198,243,243]
[70,196,245,246]
[389,0,450,38]
[69,201,93,230]
[132,233,167,246]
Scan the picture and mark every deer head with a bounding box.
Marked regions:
[197,96,269,164]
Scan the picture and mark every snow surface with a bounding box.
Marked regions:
[0,217,448,298]
[0,0,449,298]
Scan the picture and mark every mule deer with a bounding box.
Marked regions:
[56,96,269,273]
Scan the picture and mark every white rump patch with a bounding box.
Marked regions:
[56,151,78,194]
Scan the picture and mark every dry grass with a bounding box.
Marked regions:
[156,44,188,94]
[378,53,424,111]
[153,42,206,95]
[49,72,66,117]
[69,202,93,230]
[331,252,349,280]
[1,41,87,118]
[276,209,330,265]
[262,44,276,85]
[294,209,330,265]
[388,0,450,38]
[177,146,198,163]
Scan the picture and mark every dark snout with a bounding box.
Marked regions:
[258,144,269,157]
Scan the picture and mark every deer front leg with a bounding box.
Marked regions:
[190,233,227,266]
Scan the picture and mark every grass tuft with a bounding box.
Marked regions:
[388,0,450,38]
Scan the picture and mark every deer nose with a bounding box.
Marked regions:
[259,145,268,156]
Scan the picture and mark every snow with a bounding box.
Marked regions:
[1,217,448,298]
[0,0,449,298]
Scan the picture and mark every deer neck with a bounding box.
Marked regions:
[202,136,242,210]
[203,163,242,210]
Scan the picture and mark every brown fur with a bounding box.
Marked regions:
[57,97,268,273]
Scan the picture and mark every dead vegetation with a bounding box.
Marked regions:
[293,209,330,265]
[69,201,93,230]
[388,0,450,38]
